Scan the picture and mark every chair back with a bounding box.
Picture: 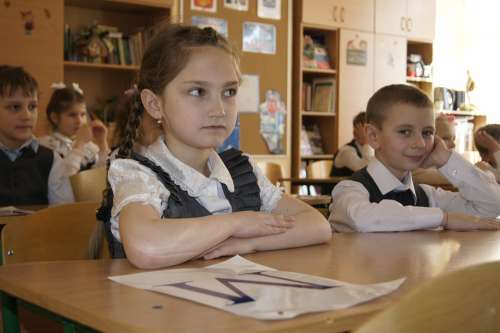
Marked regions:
[307,160,333,178]
[1,202,109,264]
[70,167,107,202]
[257,162,283,186]
[355,261,500,333]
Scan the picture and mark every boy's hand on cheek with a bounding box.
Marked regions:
[420,136,452,169]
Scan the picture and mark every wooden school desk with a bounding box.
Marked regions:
[1,231,500,333]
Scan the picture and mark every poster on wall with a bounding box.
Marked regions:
[191,0,217,13]
[224,0,248,11]
[192,16,228,38]
[257,0,281,20]
[242,22,276,55]
[346,36,367,66]
[236,74,260,113]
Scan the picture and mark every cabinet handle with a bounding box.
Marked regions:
[340,6,345,23]
[406,17,413,32]
[332,5,337,22]
[400,16,406,31]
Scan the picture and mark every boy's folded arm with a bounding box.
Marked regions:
[437,151,500,217]
[329,181,443,232]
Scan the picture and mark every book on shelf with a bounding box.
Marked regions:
[301,124,324,155]
[302,82,312,111]
[311,77,336,113]
[303,34,331,70]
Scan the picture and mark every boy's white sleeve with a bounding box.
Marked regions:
[329,180,443,232]
[47,152,75,204]
[334,144,374,172]
[432,151,500,218]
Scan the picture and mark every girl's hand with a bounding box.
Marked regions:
[90,119,109,148]
[74,124,93,149]
[420,136,452,169]
[475,130,500,154]
[232,211,295,238]
[443,212,500,231]
[203,238,255,260]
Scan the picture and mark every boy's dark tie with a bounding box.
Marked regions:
[382,189,415,206]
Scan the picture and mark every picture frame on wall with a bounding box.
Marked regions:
[191,0,217,13]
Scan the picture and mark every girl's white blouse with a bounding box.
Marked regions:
[108,137,282,241]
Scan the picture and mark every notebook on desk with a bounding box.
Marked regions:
[0,206,35,217]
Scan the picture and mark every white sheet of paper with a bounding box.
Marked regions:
[110,255,405,320]
[236,74,259,113]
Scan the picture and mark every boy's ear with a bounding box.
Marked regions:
[140,89,162,121]
[365,123,381,149]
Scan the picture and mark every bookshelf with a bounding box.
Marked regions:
[292,22,339,180]
[63,0,174,124]
[406,41,433,98]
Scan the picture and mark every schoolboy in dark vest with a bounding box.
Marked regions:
[329,84,500,232]
[0,65,74,206]
[331,111,373,177]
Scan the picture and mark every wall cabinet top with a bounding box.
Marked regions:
[302,0,374,32]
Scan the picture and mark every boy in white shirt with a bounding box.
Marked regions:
[329,84,500,232]
[474,124,500,183]
[330,111,374,177]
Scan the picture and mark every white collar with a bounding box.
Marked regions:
[52,132,73,146]
[366,157,416,197]
[143,137,235,196]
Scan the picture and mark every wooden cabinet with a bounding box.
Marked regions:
[375,0,435,41]
[374,34,407,91]
[0,0,64,136]
[338,29,374,146]
[302,0,374,32]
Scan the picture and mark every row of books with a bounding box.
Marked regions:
[64,24,155,66]
[302,78,336,113]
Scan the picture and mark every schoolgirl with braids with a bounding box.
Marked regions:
[99,24,331,269]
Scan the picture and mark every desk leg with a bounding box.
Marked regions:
[1,292,19,333]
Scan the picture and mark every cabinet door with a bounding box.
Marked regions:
[407,0,435,41]
[0,0,63,136]
[375,0,407,36]
[374,34,407,91]
[338,0,374,32]
[302,0,340,28]
[338,29,374,146]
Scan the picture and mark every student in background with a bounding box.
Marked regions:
[329,84,500,232]
[330,111,373,177]
[39,83,110,176]
[98,25,331,269]
[0,65,74,205]
[412,115,455,185]
[474,124,500,182]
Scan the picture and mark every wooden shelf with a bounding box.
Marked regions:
[301,155,333,160]
[64,61,140,71]
[302,68,337,75]
[65,0,172,12]
[301,111,336,117]
[406,76,432,83]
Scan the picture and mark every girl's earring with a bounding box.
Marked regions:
[157,118,163,127]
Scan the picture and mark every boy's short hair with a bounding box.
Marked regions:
[475,124,500,155]
[366,84,433,128]
[0,65,38,98]
[353,111,366,126]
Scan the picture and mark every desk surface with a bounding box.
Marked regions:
[1,231,500,333]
